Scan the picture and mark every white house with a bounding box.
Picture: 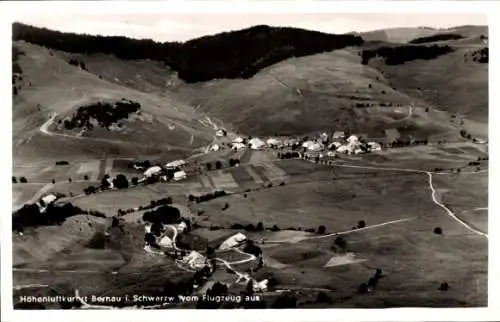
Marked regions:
[219,233,247,250]
[302,140,324,151]
[215,129,226,137]
[336,145,350,154]
[367,142,382,151]
[210,144,220,152]
[327,151,337,157]
[144,165,163,177]
[158,236,173,248]
[253,279,269,292]
[174,170,187,181]
[40,194,57,206]
[176,221,188,233]
[166,160,186,169]
[266,138,281,146]
[347,135,359,144]
[182,251,207,269]
[249,138,266,150]
[144,223,152,233]
[233,137,245,144]
[232,142,246,151]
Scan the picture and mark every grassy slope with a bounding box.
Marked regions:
[12,41,214,162]
[169,48,455,139]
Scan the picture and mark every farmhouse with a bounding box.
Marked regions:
[174,170,187,181]
[215,129,227,137]
[253,279,269,292]
[302,140,324,151]
[368,142,382,151]
[232,142,246,151]
[166,160,186,169]
[144,165,162,177]
[40,194,57,206]
[181,251,207,269]
[219,233,247,250]
[266,138,281,147]
[249,138,266,150]
[233,137,245,144]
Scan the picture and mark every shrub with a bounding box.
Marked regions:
[215,161,222,170]
[433,227,442,235]
[83,175,89,181]
[12,176,17,184]
[113,174,129,189]
[230,223,245,230]
[244,224,256,232]
[305,228,315,233]
[438,282,449,291]
[19,177,27,183]
[55,161,70,166]
[131,177,139,185]
[270,225,280,232]
[206,163,212,171]
[317,225,326,234]
[334,236,347,251]
[68,177,72,183]
[357,220,366,228]
[358,283,368,294]
[256,222,264,231]
[222,202,229,211]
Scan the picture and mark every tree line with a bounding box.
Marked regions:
[361,44,454,65]
[409,33,463,44]
[13,23,364,83]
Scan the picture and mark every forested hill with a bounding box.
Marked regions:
[12,23,364,83]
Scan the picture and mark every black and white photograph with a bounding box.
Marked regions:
[1,1,498,321]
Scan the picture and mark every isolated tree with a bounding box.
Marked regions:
[317,225,326,234]
[20,176,27,183]
[438,282,449,291]
[215,161,222,170]
[206,163,212,171]
[358,220,366,228]
[433,227,443,235]
[334,236,347,251]
[358,283,369,294]
[83,174,89,181]
[68,177,72,183]
[256,222,264,231]
[12,176,17,184]
[113,174,129,189]
[52,179,56,184]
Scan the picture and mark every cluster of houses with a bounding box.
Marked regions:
[138,159,188,182]
[210,128,383,158]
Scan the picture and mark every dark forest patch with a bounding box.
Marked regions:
[13,23,364,83]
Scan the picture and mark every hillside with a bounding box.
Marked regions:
[13,23,364,83]
[12,23,488,155]
[12,41,214,162]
